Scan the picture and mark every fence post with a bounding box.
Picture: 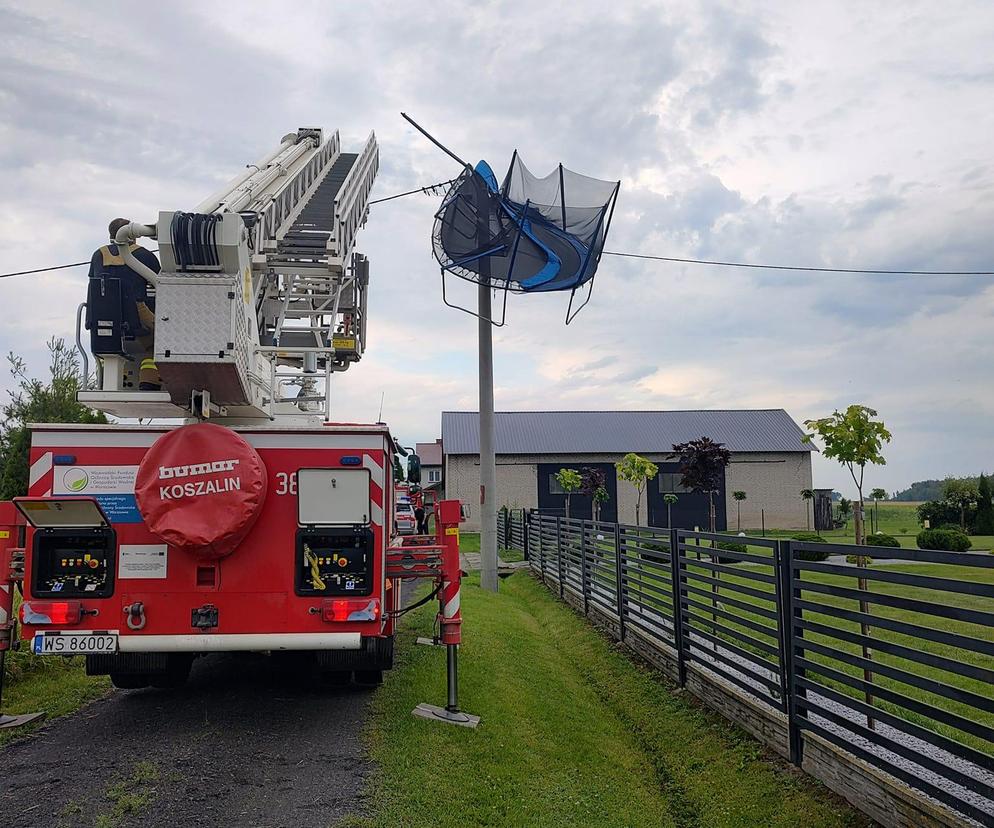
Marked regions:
[538,512,546,580]
[556,516,564,598]
[614,521,625,641]
[669,527,686,687]
[522,511,529,562]
[580,519,589,616]
[778,540,803,767]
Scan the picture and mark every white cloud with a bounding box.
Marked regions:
[1,0,993,497]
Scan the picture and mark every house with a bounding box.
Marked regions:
[415,439,444,495]
[441,410,814,532]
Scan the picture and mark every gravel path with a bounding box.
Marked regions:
[0,653,376,827]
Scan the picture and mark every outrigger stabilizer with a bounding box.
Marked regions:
[386,499,480,728]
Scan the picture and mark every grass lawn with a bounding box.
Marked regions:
[747,501,994,551]
[354,571,868,827]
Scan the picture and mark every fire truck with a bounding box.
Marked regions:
[0,127,472,725]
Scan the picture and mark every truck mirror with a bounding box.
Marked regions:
[407,454,421,484]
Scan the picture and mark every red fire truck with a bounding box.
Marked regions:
[0,127,474,726]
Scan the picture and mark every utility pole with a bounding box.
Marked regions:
[478,236,499,593]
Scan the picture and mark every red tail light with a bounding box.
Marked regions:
[320,598,380,622]
[20,601,82,626]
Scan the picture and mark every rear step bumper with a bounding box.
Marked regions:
[114,632,361,653]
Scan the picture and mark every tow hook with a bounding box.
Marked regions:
[124,602,146,631]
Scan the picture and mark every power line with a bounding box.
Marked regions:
[4,183,993,279]
[0,260,91,279]
[601,250,994,276]
[0,180,458,280]
[367,178,456,205]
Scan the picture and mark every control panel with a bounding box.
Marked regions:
[295,527,374,597]
[30,527,116,598]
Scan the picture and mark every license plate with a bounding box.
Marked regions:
[33,632,118,655]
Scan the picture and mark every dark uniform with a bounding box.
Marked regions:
[410,487,426,534]
[86,243,162,389]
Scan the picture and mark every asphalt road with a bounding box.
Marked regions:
[0,653,376,827]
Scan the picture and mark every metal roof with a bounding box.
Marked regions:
[415,441,443,466]
[441,410,812,455]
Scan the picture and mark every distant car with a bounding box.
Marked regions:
[395,502,417,535]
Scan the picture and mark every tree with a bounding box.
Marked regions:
[976,474,994,535]
[803,405,891,546]
[800,488,814,531]
[837,497,852,526]
[870,487,887,534]
[0,339,107,500]
[942,478,978,532]
[804,405,891,732]
[580,467,609,522]
[615,453,658,527]
[672,437,731,533]
[732,490,747,531]
[555,468,582,519]
[663,493,679,529]
[592,486,609,522]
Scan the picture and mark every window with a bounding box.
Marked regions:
[428,469,442,483]
[658,473,690,493]
[549,474,565,495]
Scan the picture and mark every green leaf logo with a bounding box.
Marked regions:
[63,469,89,492]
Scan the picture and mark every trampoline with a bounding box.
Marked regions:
[404,114,620,323]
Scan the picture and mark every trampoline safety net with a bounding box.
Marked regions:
[432,153,620,295]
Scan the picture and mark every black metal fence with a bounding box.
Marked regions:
[500,509,994,825]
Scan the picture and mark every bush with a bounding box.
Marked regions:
[713,541,747,564]
[788,533,830,562]
[865,533,901,548]
[917,528,972,552]
[790,532,824,542]
[917,500,975,533]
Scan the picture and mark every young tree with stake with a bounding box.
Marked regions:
[672,437,731,533]
[580,467,608,522]
[732,490,747,532]
[615,453,658,527]
[800,488,814,531]
[870,487,887,534]
[555,468,582,519]
[804,404,891,730]
[663,493,679,529]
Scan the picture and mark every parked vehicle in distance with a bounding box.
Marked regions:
[395,501,417,535]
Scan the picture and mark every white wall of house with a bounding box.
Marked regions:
[445,451,813,532]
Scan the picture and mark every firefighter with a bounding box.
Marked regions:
[410,485,426,534]
[89,218,162,390]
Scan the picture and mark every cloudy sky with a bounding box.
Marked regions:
[1,1,992,496]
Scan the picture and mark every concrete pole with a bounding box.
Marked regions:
[478,280,499,593]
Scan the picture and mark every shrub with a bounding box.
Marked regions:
[713,541,747,564]
[865,533,901,548]
[916,500,960,528]
[917,528,972,552]
[788,533,830,562]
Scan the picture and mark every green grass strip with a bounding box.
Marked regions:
[355,572,869,827]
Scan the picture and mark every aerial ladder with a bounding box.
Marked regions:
[79,127,378,421]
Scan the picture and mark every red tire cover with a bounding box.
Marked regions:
[135,423,267,559]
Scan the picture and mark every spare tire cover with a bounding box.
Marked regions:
[135,423,267,559]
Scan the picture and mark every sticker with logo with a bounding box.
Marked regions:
[53,465,141,523]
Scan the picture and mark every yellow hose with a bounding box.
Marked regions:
[304,544,326,591]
